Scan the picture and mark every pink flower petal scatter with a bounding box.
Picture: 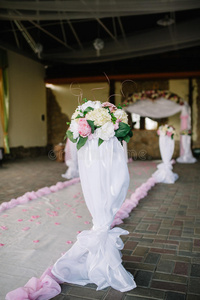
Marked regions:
[0,177,80,213]
[22,227,30,231]
[84,221,90,224]
[0,225,8,230]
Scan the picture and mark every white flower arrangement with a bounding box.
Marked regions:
[66,99,132,150]
[157,124,176,139]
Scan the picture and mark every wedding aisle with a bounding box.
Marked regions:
[0,160,157,299]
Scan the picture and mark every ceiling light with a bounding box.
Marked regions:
[93,38,104,57]
[157,15,175,27]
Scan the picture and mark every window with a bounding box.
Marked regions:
[131,113,158,130]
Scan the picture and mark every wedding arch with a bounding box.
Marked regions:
[125,90,197,163]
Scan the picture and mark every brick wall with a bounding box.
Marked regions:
[46,88,70,146]
[128,130,179,160]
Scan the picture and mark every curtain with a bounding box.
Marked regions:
[0,50,9,154]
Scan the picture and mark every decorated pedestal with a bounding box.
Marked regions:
[177,132,197,164]
[152,125,178,184]
[52,137,136,291]
[52,100,136,291]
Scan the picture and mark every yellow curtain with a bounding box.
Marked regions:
[0,68,10,153]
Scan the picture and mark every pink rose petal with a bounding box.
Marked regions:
[66,241,73,244]
[55,222,60,225]
[18,219,23,222]
[77,231,81,234]
[84,221,90,224]
[33,240,39,243]
[22,227,30,231]
[0,226,8,230]
[0,243,5,247]
[31,215,40,219]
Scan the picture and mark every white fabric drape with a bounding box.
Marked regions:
[126,98,197,164]
[177,135,197,163]
[125,98,183,118]
[62,139,79,179]
[152,136,178,184]
[52,137,136,292]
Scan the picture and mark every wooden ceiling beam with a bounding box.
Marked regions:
[45,71,200,84]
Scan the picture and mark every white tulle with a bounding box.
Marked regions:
[177,135,197,163]
[52,137,136,292]
[62,139,79,179]
[152,136,178,184]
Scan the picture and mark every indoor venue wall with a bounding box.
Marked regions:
[1,50,47,158]
[47,78,199,160]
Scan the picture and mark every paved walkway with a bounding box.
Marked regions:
[0,157,200,300]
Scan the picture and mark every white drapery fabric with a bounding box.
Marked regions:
[152,136,178,184]
[62,139,79,179]
[125,98,182,118]
[177,135,197,163]
[126,98,196,163]
[52,137,136,292]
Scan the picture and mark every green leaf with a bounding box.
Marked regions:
[111,112,117,123]
[77,136,88,150]
[86,120,95,133]
[83,107,94,115]
[98,138,104,146]
[123,135,131,143]
[75,114,83,119]
[128,130,133,137]
[66,130,78,143]
[115,122,131,138]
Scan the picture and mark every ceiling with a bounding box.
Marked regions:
[0,0,200,78]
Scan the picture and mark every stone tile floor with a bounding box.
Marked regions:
[0,157,200,300]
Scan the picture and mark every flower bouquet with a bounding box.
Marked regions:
[180,129,192,135]
[66,99,133,150]
[157,124,175,139]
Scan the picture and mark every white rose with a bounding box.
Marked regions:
[114,109,128,123]
[69,120,79,139]
[86,107,111,126]
[81,100,101,111]
[167,126,174,132]
[71,109,83,120]
[96,122,115,141]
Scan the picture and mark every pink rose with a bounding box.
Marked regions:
[78,118,92,137]
[114,119,120,130]
[101,102,117,113]
[167,131,172,137]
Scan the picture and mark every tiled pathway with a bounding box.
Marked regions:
[0,157,200,300]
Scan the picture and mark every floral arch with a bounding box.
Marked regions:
[125,90,196,163]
